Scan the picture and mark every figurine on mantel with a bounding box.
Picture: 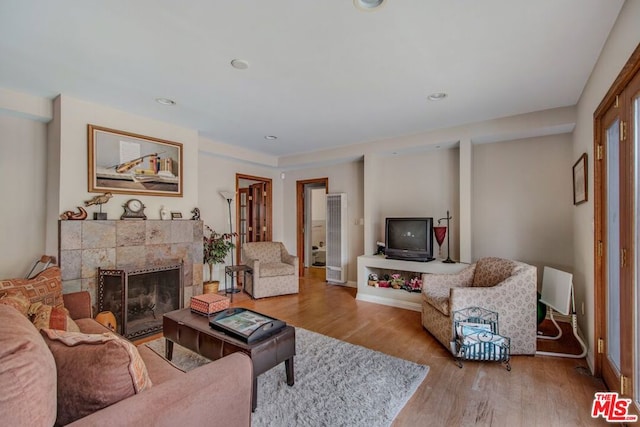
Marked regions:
[84,192,113,220]
[60,206,87,220]
[191,207,200,221]
[160,205,170,220]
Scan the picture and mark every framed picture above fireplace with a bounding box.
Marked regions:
[88,125,183,197]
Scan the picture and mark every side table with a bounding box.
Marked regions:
[224,264,253,302]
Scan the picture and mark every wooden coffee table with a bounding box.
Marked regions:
[163,308,295,411]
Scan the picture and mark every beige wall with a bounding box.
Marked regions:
[197,148,282,242]
[311,188,326,221]
[371,148,460,260]
[44,95,200,255]
[572,0,640,369]
[0,115,47,277]
[472,134,574,277]
[282,160,364,284]
[197,144,282,285]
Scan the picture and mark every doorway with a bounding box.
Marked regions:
[296,178,328,277]
[235,174,272,264]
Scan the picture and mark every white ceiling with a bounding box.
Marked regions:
[0,1,624,157]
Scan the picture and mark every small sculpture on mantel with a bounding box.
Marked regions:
[84,192,113,220]
[191,207,201,221]
[60,206,87,220]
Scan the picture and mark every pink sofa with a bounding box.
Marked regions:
[0,290,253,426]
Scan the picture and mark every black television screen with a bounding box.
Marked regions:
[385,217,434,262]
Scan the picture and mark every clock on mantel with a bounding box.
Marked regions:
[120,199,147,220]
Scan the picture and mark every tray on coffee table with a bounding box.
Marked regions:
[209,307,286,344]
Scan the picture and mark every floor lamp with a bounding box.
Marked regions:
[219,191,239,293]
[536,266,587,358]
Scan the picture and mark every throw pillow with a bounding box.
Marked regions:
[0,291,31,317]
[41,329,152,425]
[0,266,64,308]
[29,302,80,332]
[0,305,57,426]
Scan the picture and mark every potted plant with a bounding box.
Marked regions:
[203,225,236,291]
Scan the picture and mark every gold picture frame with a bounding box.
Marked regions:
[573,153,587,205]
[88,125,183,197]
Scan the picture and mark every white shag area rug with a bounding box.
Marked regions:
[146,328,428,427]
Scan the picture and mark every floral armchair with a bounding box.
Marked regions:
[421,257,537,355]
[242,242,299,299]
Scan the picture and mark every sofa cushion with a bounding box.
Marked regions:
[0,291,31,316]
[136,344,186,385]
[260,262,295,278]
[0,266,64,308]
[0,305,57,426]
[75,317,113,333]
[30,302,80,332]
[41,329,152,425]
[472,257,517,287]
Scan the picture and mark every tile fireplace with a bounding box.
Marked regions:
[58,220,203,312]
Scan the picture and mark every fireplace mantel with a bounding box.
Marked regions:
[58,220,203,308]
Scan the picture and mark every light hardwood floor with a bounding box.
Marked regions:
[220,269,608,426]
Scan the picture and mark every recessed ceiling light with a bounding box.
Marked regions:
[231,59,249,70]
[428,92,448,101]
[155,98,176,106]
[264,135,278,141]
[354,0,385,11]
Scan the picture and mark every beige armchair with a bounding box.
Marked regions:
[242,242,299,299]
[421,257,537,355]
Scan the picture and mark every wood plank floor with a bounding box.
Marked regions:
[211,269,608,426]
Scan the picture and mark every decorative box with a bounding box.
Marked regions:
[190,293,230,315]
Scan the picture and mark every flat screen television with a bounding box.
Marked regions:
[384,217,434,262]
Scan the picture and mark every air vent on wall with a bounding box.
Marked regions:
[326,193,347,284]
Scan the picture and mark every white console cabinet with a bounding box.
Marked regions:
[356,255,467,312]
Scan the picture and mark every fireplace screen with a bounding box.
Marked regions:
[98,262,183,339]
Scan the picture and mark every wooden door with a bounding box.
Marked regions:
[594,43,640,402]
[250,182,267,241]
[597,102,627,395]
[237,188,249,262]
[235,174,272,262]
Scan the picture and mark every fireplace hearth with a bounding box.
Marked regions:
[98,262,183,339]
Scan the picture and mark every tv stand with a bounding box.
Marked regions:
[356,254,466,311]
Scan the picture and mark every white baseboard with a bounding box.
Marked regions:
[355,293,421,312]
[326,280,357,288]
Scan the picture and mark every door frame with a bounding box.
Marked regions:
[296,178,328,276]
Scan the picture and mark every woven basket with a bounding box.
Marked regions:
[203,281,220,294]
